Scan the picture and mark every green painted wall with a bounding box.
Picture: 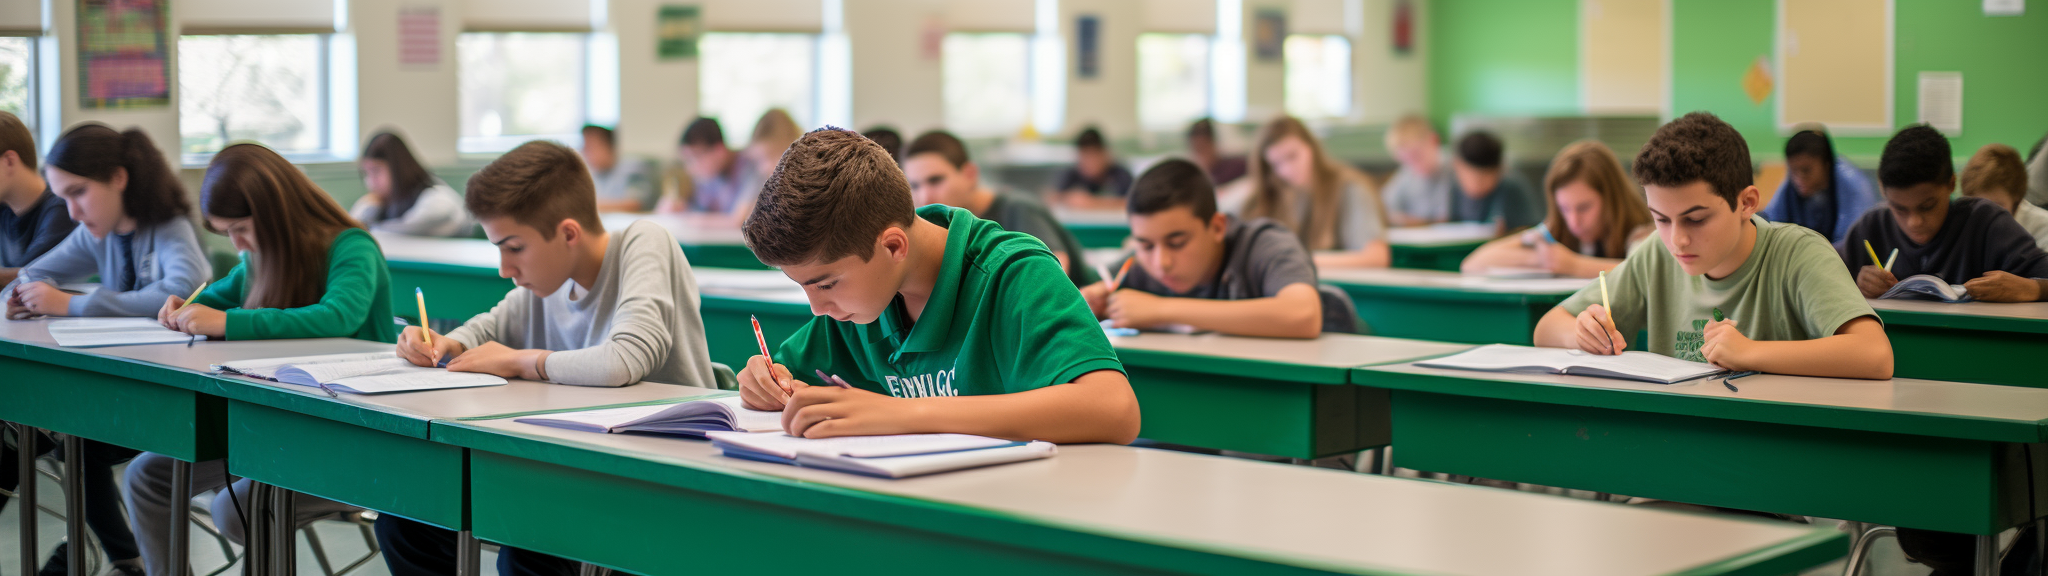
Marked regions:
[1426,0,1579,129]
[1437,0,2048,162]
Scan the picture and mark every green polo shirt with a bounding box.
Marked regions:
[775,205,1125,398]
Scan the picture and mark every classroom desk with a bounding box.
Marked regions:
[0,318,230,574]
[695,269,815,369]
[601,212,767,270]
[1050,207,1131,248]
[1317,267,1588,345]
[1352,359,2048,571]
[1869,299,2048,389]
[1386,223,1498,271]
[1108,332,1468,459]
[435,416,1848,576]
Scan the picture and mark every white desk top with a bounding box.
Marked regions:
[1317,266,1592,294]
[1049,207,1129,226]
[462,418,1835,576]
[1109,332,1470,369]
[1386,222,1498,246]
[1360,359,2048,425]
[600,212,748,245]
[0,318,709,420]
[1868,298,2048,322]
[692,268,810,306]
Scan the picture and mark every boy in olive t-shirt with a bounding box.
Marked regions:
[1534,112,1892,379]
[736,127,1140,443]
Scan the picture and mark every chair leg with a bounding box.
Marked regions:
[16,423,38,576]
[1842,525,1896,576]
[170,459,191,576]
[1975,533,1996,576]
[305,522,337,576]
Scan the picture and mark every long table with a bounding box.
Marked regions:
[1,318,1853,576]
[1318,267,1589,345]
[1869,299,2048,389]
[436,414,1848,576]
[1353,358,2048,574]
[1386,223,1498,271]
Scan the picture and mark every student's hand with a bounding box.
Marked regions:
[1574,304,1628,355]
[782,386,916,438]
[5,294,27,320]
[737,354,805,411]
[11,282,70,318]
[1535,242,1583,277]
[396,326,466,367]
[1104,289,1166,330]
[161,302,227,337]
[1079,282,1111,318]
[1962,271,2042,303]
[444,341,548,380]
[1699,319,1755,370]
[1855,265,1898,298]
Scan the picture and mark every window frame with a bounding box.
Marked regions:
[1136,32,1215,132]
[0,35,38,139]
[940,31,1034,139]
[455,31,595,154]
[696,31,823,148]
[175,33,335,165]
[1282,33,1353,121]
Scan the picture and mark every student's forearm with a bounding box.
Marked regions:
[1460,238,1533,274]
[595,198,645,212]
[1314,242,1392,269]
[1532,307,1579,349]
[918,370,1140,444]
[1153,289,1321,339]
[1741,331,1893,379]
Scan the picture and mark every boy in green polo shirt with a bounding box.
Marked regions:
[1532,112,1892,379]
[737,127,1140,443]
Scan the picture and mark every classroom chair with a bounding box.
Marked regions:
[184,490,381,575]
[712,363,737,391]
[1317,284,1363,335]
[1,451,110,576]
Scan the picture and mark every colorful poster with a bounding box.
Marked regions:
[657,5,701,60]
[398,6,441,67]
[1075,14,1100,79]
[76,0,169,109]
[1253,9,1286,62]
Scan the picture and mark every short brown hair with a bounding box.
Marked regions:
[904,130,971,169]
[1633,111,1753,208]
[743,127,915,265]
[464,140,603,239]
[1961,143,2027,202]
[0,112,33,170]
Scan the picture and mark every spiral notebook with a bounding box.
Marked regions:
[214,352,507,394]
[1415,344,1726,384]
[515,396,783,439]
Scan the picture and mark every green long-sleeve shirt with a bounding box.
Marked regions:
[193,228,397,344]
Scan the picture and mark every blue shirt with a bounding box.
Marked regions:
[1760,157,1879,245]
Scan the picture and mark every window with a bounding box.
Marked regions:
[942,33,1031,138]
[0,37,31,130]
[459,33,589,153]
[699,33,817,148]
[178,35,326,157]
[1283,34,1351,120]
[1137,33,1211,131]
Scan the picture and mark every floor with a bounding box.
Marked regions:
[0,456,1938,576]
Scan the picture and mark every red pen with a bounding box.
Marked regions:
[750,315,773,362]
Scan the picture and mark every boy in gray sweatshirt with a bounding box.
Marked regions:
[382,140,715,576]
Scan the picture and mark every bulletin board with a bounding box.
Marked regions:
[1777,0,1892,133]
[1580,0,1668,115]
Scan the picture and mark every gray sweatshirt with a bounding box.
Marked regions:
[349,183,476,238]
[446,219,716,388]
[5,218,212,316]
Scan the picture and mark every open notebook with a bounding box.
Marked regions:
[213,352,507,394]
[705,431,1057,479]
[515,396,783,439]
[1879,274,1972,302]
[1415,344,1727,384]
[48,318,197,347]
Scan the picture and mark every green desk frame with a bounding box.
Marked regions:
[1876,308,2048,389]
[1354,368,2048,536]
[1115,347,1386,460]
[1388,241,1485,272]
[1330,283,1566,346]
[1064,222,1130,249]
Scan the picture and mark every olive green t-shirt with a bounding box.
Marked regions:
[775,205,1125,398]
[1557,216,1875,362]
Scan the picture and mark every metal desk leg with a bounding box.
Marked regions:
[272,486,297,576]
[61,434,84,576]
[168,459,191,576]
[16,423,37,576]
[456,530,480,576]
[1978,533,1997,576]
[245,483,270,573]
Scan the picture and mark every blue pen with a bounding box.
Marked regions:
[1719,370,1761,392]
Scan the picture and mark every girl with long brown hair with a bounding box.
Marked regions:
[128,143,397,576]
[1461,140,1652,278]
[351,130,475,237]
[1240,116,1392,268]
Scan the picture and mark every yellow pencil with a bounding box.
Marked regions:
[1863,240,1883,269]
[414,287,432,346]
[1597,270,1614,329]
[173,282,208,313]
